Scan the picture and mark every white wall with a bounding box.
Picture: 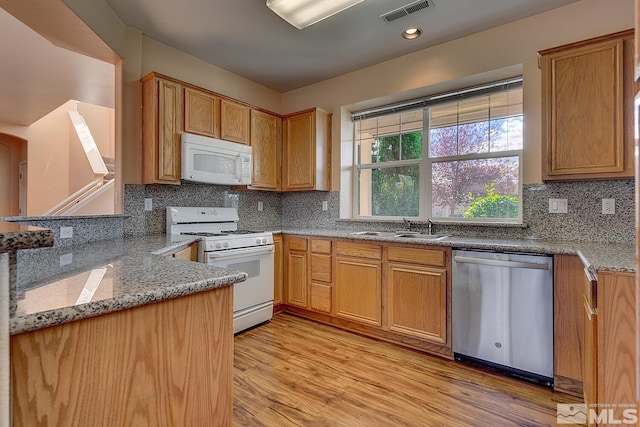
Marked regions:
[280,0,635,217]
[0,101,114,215]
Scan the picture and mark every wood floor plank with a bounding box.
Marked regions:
[234,313,566,426]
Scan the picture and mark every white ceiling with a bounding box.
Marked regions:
[0,0,580,126]
[103,0,579,92]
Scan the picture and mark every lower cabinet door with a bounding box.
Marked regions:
[335,257,381,326]
[286,250,308,308]
[387,263,447,344]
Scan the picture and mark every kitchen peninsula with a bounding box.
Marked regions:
[3,229,245,426]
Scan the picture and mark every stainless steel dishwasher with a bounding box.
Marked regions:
[452,249,553,385]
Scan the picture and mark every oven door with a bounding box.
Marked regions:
[204,245,274,333]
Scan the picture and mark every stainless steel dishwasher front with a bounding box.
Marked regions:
[452,249,554,384]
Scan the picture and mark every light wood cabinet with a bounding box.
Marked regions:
[280,235,453,358]
[11,287,233,426]
[184,87,220,138]
[273,234,283,308]
[284,236,308,308]
[310,238,332,313]
[553,255,584,397]
[581,270,637,424]
[169,241,198,261]
[282,108,332,191]
[141,73,183,185]
[221,99,250,145]
[539,30,636,181]
[250,109,282,190]
[335,241,382,326]
[387,246,448,345]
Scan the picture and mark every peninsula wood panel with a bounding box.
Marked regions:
[220,99,250,145]
[250,110,281,190]
[335,257,382,326]
[184,87,220,138]
[387,263,447,344]
[141,74,183,184]
[11,287,233,427]
[553,254,584,396]
[540,30,636,181]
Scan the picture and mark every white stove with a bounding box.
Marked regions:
[167,206,274,334]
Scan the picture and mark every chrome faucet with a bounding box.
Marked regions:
[403,218,412,232]
[428,219,433,235]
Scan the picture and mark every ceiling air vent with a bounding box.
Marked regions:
[381,0,433,23]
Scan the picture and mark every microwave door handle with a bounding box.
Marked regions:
[235,154,242,183]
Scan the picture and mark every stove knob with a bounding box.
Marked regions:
[215,242,222,249]
[261,238,267,244]
[256,238,261,244]
[223,242,229,248]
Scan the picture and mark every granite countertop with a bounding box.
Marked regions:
[10,235,247,335]
[279,229,636,274]
[0,221,54,253]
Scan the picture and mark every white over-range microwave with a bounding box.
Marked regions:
[181,132,252,185]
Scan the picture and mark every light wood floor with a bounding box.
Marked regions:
[233,313,575,426]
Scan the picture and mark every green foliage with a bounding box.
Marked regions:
[369,131,422,216]
[463,183,518,219]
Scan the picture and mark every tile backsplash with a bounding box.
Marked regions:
[123,179,634,243]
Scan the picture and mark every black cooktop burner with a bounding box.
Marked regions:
[221,230,265,234]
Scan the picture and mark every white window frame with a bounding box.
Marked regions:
[352,77,523,223]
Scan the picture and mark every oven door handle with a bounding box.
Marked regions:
[205,245,274,260]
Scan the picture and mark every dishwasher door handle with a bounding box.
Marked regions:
[453,255,550,270]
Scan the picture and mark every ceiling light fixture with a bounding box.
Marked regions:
[266,0,365,29]
[402,27,423,40]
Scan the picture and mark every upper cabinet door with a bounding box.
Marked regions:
[282,108,332,191]
[540,30,635,181]
[220,99,250,145]
[141,74,183,185]
[250,109,282,190]
[184,87,220,138]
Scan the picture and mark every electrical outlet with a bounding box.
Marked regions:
[258,201,264,211]
[59,253,73,266]
[144,198,153,211]
[322,201,328,211]
[60,226,73,239]
[602,198,615,215]
[548,198,567,214]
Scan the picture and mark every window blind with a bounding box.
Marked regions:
[351,76,523,122]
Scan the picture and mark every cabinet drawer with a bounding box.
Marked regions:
[336,241,382,260]
[288,236,308,251]
[311,239,332,254]
[387,246,446,267]
[310,283,331,313]
[311,253,332,282]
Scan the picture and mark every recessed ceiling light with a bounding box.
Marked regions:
[402,27,422,40]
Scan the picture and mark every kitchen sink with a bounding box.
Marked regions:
[349,231,448,240]
[394,233,449,240]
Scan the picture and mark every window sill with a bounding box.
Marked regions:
[337,218,527,229]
